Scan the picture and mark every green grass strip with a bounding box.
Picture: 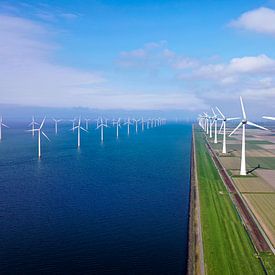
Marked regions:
[195,129,266,274]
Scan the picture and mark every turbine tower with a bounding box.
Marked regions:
[216,107,239,154]
[28,117,50,158]
[124,117,132,136]
[72,117,88,148]
[141,117,145,131]
[84,118,90,130]
[96,118,108,142]
[132,118,140,133]
[229,97,268,176]
[211,108,218,144]
[113,118,121,138]
[0,116,9,141]
[53,118,62,134]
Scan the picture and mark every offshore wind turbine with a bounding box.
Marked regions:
[53,118,62,134]
[28,117,50,158]
[96,118,108,142]
[84,118,90,130]
[124,117,133,136]
[229,97,268,176]
[216,107,239,154]
[0,116,9,141]
[132,118,140,133]
[72,117,88,148]
[70,118,76,132]
[113,118,121,138]
[141,117,145,131]
[28,116,39,137]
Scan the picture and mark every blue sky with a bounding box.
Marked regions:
[1,0,275,116]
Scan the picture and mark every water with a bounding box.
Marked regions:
[0,122,192,274]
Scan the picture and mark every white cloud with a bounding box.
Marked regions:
[0,15,104,107]
[188,54,275,82]
[117,41,197,70]
[230,7,275,35]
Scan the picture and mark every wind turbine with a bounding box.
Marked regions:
[132,118,140,133]
[204,113,209,134]
[72,117,88,148]
[211,108,219,144]
[0,116,9,141]
[216,107,239,154]
[124,117,133,136]
[70,118,76,132]
[96,118,108,142]
[229,96,268,175]
[28,116,39,137]
[113,118,121,138]
[28,117,50,158]
[53,118,62,134]
[84,118,90,130]
[141,117,145,131]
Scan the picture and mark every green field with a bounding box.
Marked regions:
[195,129,266,274]
[247,157,275,169]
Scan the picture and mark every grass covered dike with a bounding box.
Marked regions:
[194,128,266,274]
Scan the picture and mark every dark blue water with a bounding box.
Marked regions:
[0,122,191,274]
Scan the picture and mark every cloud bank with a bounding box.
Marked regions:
[230,7,275,36]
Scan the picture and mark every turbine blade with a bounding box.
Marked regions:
[40,117,46,129]
[262,116,275,121]
[216,107,224,119]
[229,122,242,136]
[42,131,50,141]
[240,96,246,119]
[227,117,240,121]
[219,122,224,134]
[1,123,9,128]
[80,127,88,132]
[247,121,268,131]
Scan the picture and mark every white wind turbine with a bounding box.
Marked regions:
[28,117,50,158]
[211,108,219,144]
[132,118,140,133]
[70,118,76,132]
[141,117,145,131]
[113,118,121,138]
[84,118,90,130]
[204,113,209,134]
[229,96,268,175]
[124,117,133,136]
[216,107,239,154]
[72,117,88,148]
[53,118,62,134]
[0,116,9,141]
[28,116,39,137]
[96,118,108,142]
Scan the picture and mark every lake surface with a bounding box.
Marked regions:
[0,122,192,274]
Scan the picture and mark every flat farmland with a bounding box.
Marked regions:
[233,176,275,193]
[219,156,240,170]
[247,157,275,170]
[256,169,275,189]
[244,194,275,247]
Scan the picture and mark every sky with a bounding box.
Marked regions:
[1,0,275,118]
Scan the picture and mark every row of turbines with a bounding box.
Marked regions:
[198,96,275,176]
[0,116,166,158]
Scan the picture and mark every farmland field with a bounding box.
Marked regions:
[244,194,275,247]
[247,157,275,170]
[233,177,275,193]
